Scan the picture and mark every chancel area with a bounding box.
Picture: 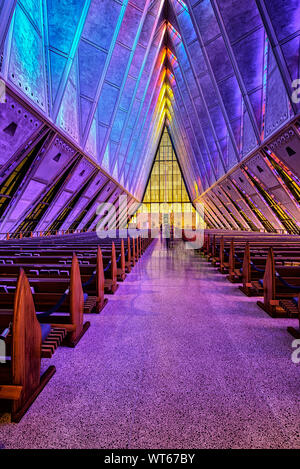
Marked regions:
[0,0,299,450]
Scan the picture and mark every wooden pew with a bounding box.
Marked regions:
[37,253,90,346]
[115,239,126,282]
[287,294,300,339]
[0,254,90,347]
[257,248,300,318]
[126,237,132,272]
[226,239,239,282]
[212,236,300,270]
[131,237,136,267]
[226,240,254,284]
[244,248,300,297]
[216,239,300,294]
[0,234,143,272]
[0,270,57,422]
[82,246,107,313]
[217,236,229,274]
[104,242,117,294]
[0,239,128,284]
[240,242,265,296]
[0,244,117,297]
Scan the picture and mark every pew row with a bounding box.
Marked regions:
[0,270,58,422]
[256,248,300,318]
[0,254,90,347]
[287,294,300,339]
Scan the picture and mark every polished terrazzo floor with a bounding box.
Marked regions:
[0,238,299,449]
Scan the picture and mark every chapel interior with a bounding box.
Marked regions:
[0,0,299,450]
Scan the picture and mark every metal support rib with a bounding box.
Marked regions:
[255,0,298,115]
[187,0,261,145]
[174,0,240,165]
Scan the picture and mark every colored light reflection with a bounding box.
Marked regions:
[167,23,182,43]
[176,0,188,12]
[167,48,178,67]
[166,69,175,87]
[166,84,174,100]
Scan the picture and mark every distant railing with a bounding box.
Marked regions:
[0,229,90,241]
[0,227,291,241]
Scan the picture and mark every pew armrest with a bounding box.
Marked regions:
[0,385,23,400]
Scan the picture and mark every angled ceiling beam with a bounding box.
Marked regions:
[167,120,197,200]
[165,81,209,189]
[170,89,210,188]
[166,34,226,178]
[255,0,298,115]
[122,27,167,180]
[208,0,261,144]
[86,0,152,151]
[169,2,240,165]
[168,59,217,182]
[51,0,92,121]
[79,1,128,146]
[135,117,165,199]
[122,23,167,168]
[132,81,167,190]
[110,0,165,174]
[166,31,228,179]
[0,0,16,55]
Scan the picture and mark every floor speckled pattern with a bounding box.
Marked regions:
[0,239,299,449]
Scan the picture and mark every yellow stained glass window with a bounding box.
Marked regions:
[135,127,196,226]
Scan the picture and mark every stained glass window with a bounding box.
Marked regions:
[133,127,197,228]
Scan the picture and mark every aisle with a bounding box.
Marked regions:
[0,239,299,449]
